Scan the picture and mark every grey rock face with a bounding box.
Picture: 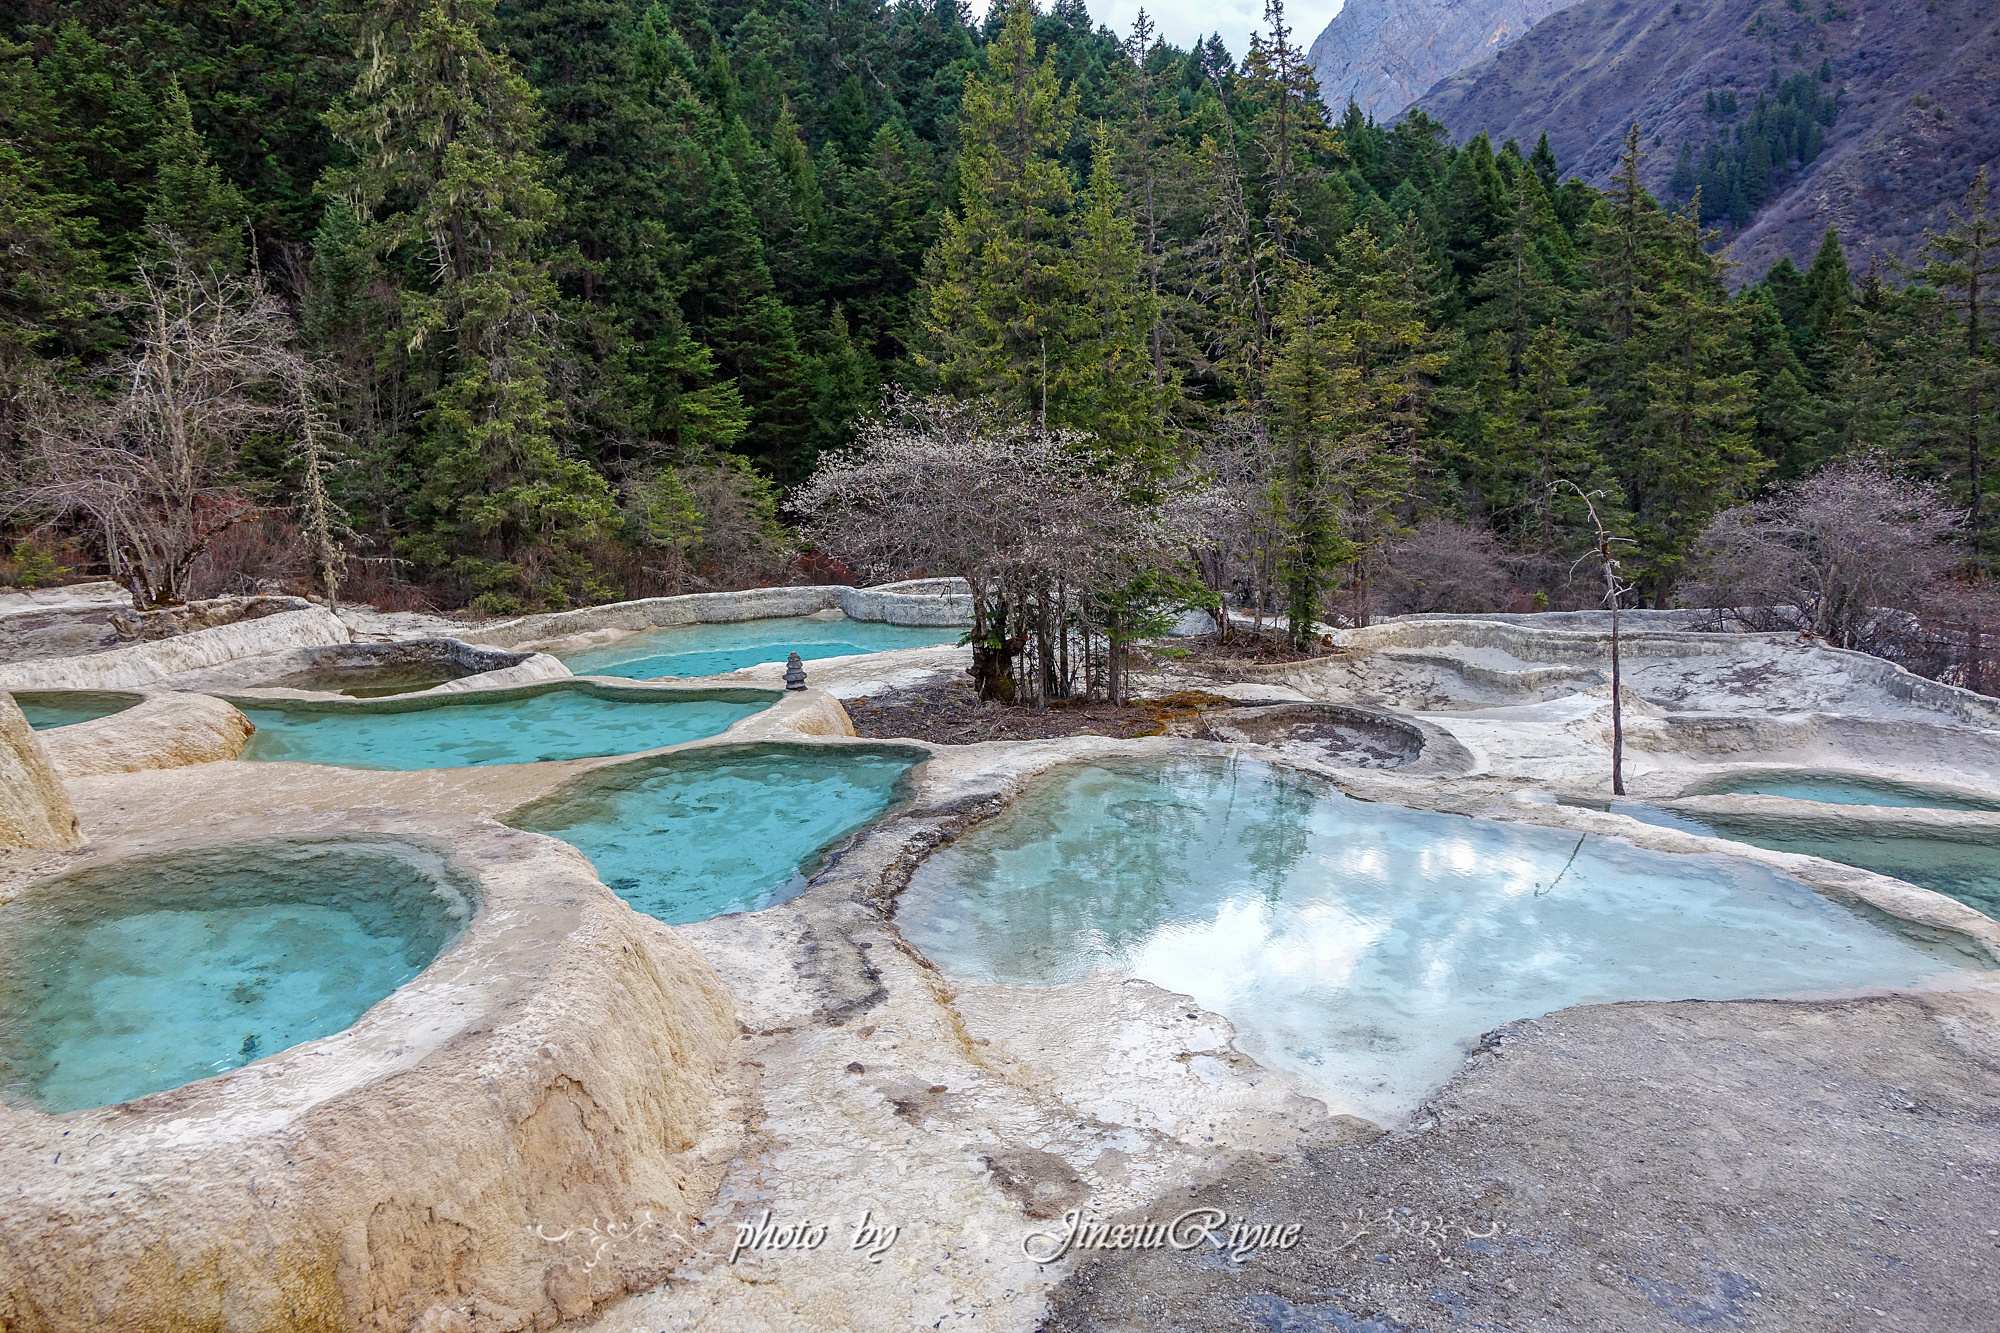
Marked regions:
[1307,0,1580,120]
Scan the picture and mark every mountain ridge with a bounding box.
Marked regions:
[1306,0,1582,124]
[1409,0,2000,275]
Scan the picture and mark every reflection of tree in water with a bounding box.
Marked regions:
[917,758,1323,983]
[1204,759,1318,902]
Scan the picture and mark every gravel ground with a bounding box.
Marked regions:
[1042,990,2000,1333]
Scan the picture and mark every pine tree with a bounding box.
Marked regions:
[0,39,113,404]
[1797,225,1854,380]
[322,0,617,610]
[630,307,751,457]
[921,0,1078,426]
[27,21,158,281]
[1467,172,1568,385]
[825,119,938,363]
[1477,324,1612,552]
[1437,131,1507,302]
[1622,202,1763,598]
[147,78,248,274]
[1067,123,1182,469]
[1529,132,1560,195]
[1268,264,1361,646]
[0,137,109,451]
[1916,167,1997,560]
[1737,286,1820,480]
[1330,219,1451,621]
[1192,41,1274,403]
[1114,13,1199,384]
[1237,0,1337,265]
[495,0,752,468]
[682,123,812,477]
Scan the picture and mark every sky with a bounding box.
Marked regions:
[965,1,1347,67]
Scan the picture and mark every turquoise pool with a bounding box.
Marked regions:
[0,842,472,1113]
[512,744,922,924]
[558,616,962,679]
[899,757,1953,1123]
[1680,769,2000,811]
[235,684,770,769]
[1621,801,2000,921]
[13,690,141,730]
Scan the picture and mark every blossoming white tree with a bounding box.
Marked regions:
[793,391,1215,704]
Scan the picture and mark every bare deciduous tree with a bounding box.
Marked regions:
[1684,456,1963,651]
[1369,518,1523,618]
[793,391,1214,704]
[4,241,312,608]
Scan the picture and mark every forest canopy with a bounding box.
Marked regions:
[0,0,1994,693]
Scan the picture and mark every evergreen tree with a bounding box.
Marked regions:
[1467,172,1568,385]
[825,119,939,363]
[1113,12,1199,384]
[1268,263,1360,646]
[1477,324,1611,552]
[1436,131,1507,303]
[1067,123,1182,468]
[1622,202,1763,598]
[1797,225,1854,379]
[1237,0,1337,265]
[323,0,617,610]
[0,38,113,416]
[1736,286,1819,480]
[146,78,248,274]
[1916,167,1997,560]
[922,0,1077,427]
[1529,132,1560,196]
[1329,218,1450,620]
[0,136,108,450]
[26,21,158,280]
[681,120,812,477]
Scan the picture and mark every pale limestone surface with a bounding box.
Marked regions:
[461,582,973,654]
[36,691,252,777]
[582,736,1366,1333]
[1137,617,2000,798]
[158,639,560,696]
[0,606,351,691]
[0,692,80,850]
[574,729,2000,1333]
[0,580,126,615]
[0,811,739,1333]
[13,597,2000,1333]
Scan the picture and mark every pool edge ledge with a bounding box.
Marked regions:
[0,808,741,1333]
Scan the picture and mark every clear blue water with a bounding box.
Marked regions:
[899,757,1952,1123]
[1619,802,2000,921]
[1680,769,2000,811]
[512,744,922,924]
[0,842,472,1112]
[13,690,141,730]
[236,684,771,769]
[558,616,962,679]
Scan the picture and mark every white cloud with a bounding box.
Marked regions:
[966,1,1346,68]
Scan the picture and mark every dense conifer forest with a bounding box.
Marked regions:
[0,0,1994,691]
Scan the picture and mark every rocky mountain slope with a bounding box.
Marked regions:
[1307,0,1583,123]
[1411,0,2000,276]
